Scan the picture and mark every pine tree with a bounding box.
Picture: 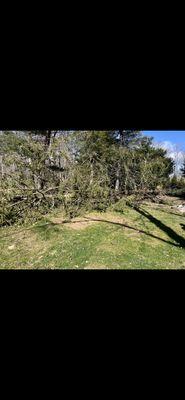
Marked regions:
[75,131,114,204]
[109,130,142,194]
[109,130,142,148]
[0,130,176,226]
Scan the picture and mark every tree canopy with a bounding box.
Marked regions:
[0,130,176,226]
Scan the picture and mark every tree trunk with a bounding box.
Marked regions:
[90,160,94,185]
[45,130,52,148]
[115,162,120,192]
[0,156,4,178]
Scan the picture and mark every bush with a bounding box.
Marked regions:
[111,198,127,213]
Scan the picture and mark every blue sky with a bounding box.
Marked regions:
[143,131,185,149]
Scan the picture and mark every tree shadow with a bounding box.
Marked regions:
[55,212,185,248]
[133,206,185,248]
[82,217,182,248]
[1,209,185,249]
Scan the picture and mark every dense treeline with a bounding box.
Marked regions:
[0,130,183,226]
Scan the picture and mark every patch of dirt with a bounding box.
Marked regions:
[51,216,98,230]
[85,212,129,225]
[50,212,129,230]
[49,216,66,224]
[65,219,98,230]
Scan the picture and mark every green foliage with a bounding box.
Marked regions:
[180,158,185,177]
[0,130,175,227]
[111,198,127,212]
[166,175,185,197]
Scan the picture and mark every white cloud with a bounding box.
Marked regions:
[154,140,185,174]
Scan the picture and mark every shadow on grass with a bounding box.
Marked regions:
[1,209,185,249]
[76,217,181,248]
[42,209,185,248]
[180,224,185,231]
[133,207,185,248]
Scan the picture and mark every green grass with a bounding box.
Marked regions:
[0,202,185,269]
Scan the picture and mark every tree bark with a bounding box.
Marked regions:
[90,159,94,185]
[0,155,4,178]
[45,130,52,148]
[115,162,120,192]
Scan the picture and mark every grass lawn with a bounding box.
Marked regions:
[0,202,185,269]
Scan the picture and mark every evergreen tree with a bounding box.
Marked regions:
[0,130,175,226]
[109,130,143,147]
[109,130,143,194]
